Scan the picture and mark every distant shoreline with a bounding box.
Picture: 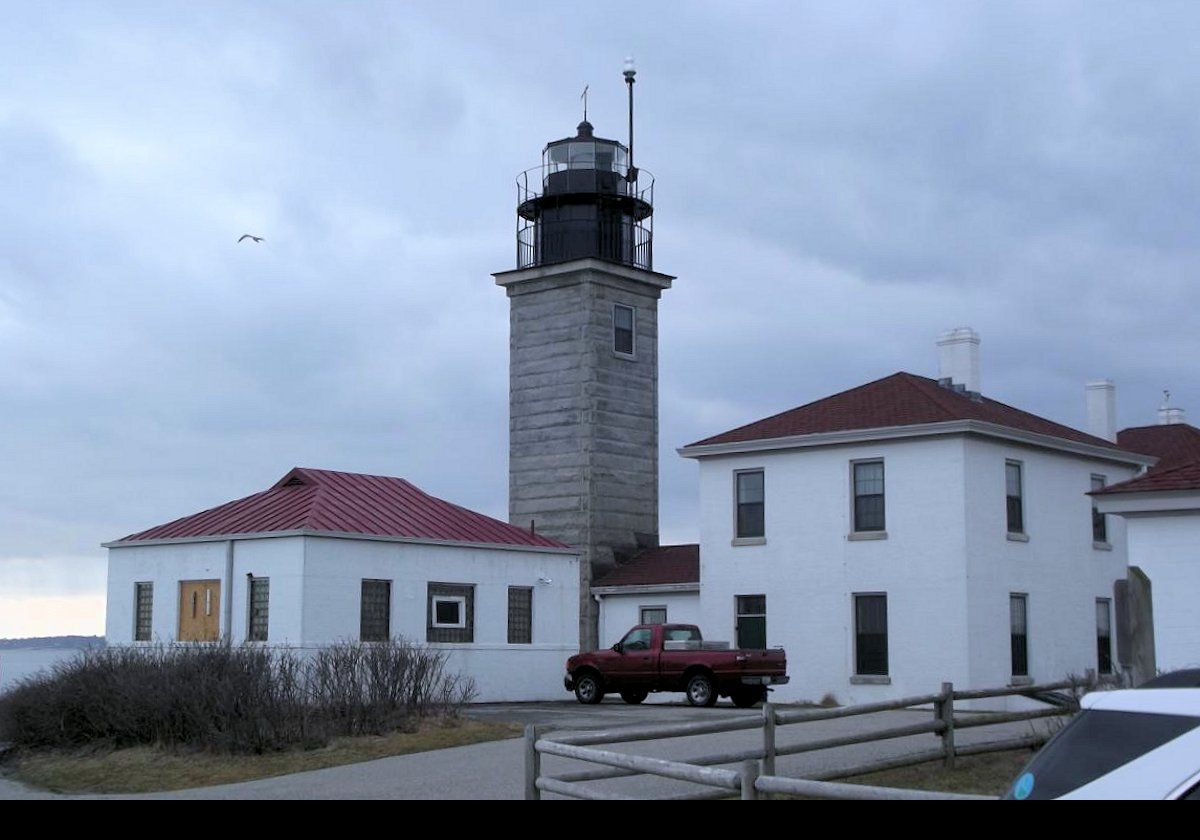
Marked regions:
[0,636,105,651]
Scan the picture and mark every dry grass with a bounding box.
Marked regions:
[5,718,520,795]
[837,749,1033,796]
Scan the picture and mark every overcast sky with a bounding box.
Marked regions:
[2,2,1197,637]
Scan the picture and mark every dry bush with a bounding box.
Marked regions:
[0,640,475,754]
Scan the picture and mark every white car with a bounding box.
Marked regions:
[1006,688,1200,800]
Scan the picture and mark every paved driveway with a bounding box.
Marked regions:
[0,699,1043,799]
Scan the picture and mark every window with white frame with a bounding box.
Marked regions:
[1091,475,1108,544]
[1011,594,1029,677]
[1096,598,1113,675]
[735,470,765,539]
[427,582,474,643]
[854,594,889,676]
[853,460,885,532]
[640,606,667,625]
[613,304,635,356]
[1006,461,1025,534]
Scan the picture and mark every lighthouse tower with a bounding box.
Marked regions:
[494,63,673,649]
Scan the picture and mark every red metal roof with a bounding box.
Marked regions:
[685,372,1126,451]
[592,544,700,588]
[114,467,571,549]
[1116,424,1200,472]
[1095,459,1200,495]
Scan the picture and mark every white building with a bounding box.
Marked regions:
[592,544,700,647]
[104,467,580,702]
[1094,413,1200,674]
[595,330,1156,705]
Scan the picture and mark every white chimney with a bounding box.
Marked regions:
[1085,380,1117,442]
[937,327,981,394]
[1159,390,1186,425]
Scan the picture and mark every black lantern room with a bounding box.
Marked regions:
[515,121,654,271]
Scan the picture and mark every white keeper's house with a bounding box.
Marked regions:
[104,467,580,702]
[1094,410,1200,674]
[597,330,1159,705]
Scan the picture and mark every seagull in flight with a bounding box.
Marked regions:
[238,234,264,244]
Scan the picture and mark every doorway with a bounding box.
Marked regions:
[736,594,766,649]
[178,580,221,642]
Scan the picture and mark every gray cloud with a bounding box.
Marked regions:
[1,2,1197,632]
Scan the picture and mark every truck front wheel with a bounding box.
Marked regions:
[620,690,648,704]
[574,672,604,705]
[685,673,718,707]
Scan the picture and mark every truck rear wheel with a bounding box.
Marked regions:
[685,672,718,707]
[620,690,648,705]
[574,672,604,705]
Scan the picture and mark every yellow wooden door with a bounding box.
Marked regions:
[178,580,221,642]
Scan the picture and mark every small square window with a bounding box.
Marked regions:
[433,596,467,628]
[640,606,667,625]
[427,583,474,643]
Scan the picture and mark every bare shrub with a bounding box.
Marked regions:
[0,639,474,754]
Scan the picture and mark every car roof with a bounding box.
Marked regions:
[1082,688,1200,716]
[1140,669,1200,689]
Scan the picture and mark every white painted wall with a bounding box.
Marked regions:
[1124,512,1200,672]
[694,433,1140,706]
[597,590,702,647]
[301,536,579,701]
[105,535,580,702]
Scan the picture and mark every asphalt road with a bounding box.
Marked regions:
[0,699,1042,799]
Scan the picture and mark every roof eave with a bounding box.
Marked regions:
[678,419,1156,467]
[103,529,579,555]
[591,582,701,595]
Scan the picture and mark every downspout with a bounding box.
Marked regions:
[224,539,235,642]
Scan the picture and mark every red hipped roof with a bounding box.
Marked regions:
[1096,423,1200,494]
[112,467,571,549]
[685,372,1125,451]
[592,544,700,588]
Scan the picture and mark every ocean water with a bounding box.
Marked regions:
[0,649,83,694]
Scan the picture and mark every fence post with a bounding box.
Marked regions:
[740,759,760,800]
[762,701,777,777]
[940,682,956,770]
[524,723,545,800]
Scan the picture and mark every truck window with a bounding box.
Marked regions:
[664,627,701,643]
[621,628,653,651]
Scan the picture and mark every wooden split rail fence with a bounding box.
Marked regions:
[525,675,1111,800]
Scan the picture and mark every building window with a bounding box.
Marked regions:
[247,577,270,642]
[613,304,635,356]
[1091,475,1108,544]
[134,582,153,642]
[640,606,667,625]
[853,460,885,532]
[507,586,533,644]
[1010,594,1029,678]
[427,582,474,643]
[854,594,889,676]
[735,470,765,539]
[736,595,767,649]
[1096,598,1113,675]
[1006,461,1025,534]
[360,579,391,642]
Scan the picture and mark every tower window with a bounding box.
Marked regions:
[613,304,635,356]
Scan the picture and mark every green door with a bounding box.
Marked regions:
[736,595,767,649]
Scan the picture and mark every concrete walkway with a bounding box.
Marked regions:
[0,702,1042,799]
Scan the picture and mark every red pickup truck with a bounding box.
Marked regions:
[564,624,789,708]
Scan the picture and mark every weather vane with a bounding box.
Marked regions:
[581,84,589,122]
